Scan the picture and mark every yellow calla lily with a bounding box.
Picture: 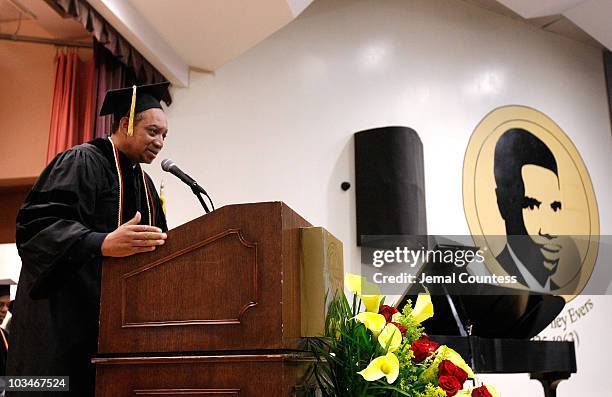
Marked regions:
[345,273,382,312]
[345,273,380,296]
[361,294,383,313]
[378,323,403,352]
[355,312,386,335]
[437,345,475,378]
[345,273,364,295]
[391,311,402,322]
[357,352,400,384]
[412,293,434,323]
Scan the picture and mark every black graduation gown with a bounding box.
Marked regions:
[7,138,167,397]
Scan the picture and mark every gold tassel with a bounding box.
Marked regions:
[127,85,137,136]
[159,181,167,215]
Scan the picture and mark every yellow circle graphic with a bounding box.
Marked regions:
[463,105,599,298]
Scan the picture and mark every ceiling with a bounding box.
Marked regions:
[128,0,303,72]
[0,0,89,39]
[0,0,34,23]
[463,0,606,49]
[1,0,610,87]
[84,0,313,85]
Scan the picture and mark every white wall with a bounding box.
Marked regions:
[0,244,20,292]
[144,0,612,395]
[0,244,19,327]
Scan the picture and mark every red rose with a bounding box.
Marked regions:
[471,386,493,397]
[438,375,461,397]
[379,305,399,322]
[410,335,440,363]
[438,359,468,384]
[390,321,407,336]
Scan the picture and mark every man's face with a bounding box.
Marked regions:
[520,164,563,270]
[120,108,168,164]
[0,295,10,322]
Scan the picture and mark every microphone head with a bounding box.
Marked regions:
[161,158,175,172]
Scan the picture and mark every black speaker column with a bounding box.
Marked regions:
[354,126,427,246]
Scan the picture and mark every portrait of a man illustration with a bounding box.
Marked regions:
[464,105,598,297]
[494,128,566,292]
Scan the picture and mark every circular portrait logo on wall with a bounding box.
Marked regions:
[463,105,599,297]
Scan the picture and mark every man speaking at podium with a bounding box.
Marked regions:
[8,83,170,396]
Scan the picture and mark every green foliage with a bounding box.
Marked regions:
[306,291,379,396]
[397,299,425,343]
[305,289,496,397]
[415,384,447,397]
[306,292,430,397]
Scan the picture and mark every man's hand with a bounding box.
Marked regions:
[101,212,167,257]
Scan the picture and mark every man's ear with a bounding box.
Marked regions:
[119,116,130,134]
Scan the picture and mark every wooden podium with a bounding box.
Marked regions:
[93,202,343,396]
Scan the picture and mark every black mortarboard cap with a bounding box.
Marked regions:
[0,279,15,298]
[100,82,171,118]
[100,82,170,136]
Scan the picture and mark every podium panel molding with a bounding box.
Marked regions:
[120,228,259,328]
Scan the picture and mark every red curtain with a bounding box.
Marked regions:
[46,49,95,163]
[91,39,136,138]
[50,0,169,88]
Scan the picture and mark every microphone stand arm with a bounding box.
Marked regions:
[188,180,215,214]
[190,185,211,213]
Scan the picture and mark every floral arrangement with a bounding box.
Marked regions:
[307,274,500,397]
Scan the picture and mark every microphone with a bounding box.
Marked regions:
[161,159,197,187]
[161,159,214,213]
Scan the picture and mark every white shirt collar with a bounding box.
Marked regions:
[507,244,550,292]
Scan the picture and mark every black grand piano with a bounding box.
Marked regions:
[395,245,576,397]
